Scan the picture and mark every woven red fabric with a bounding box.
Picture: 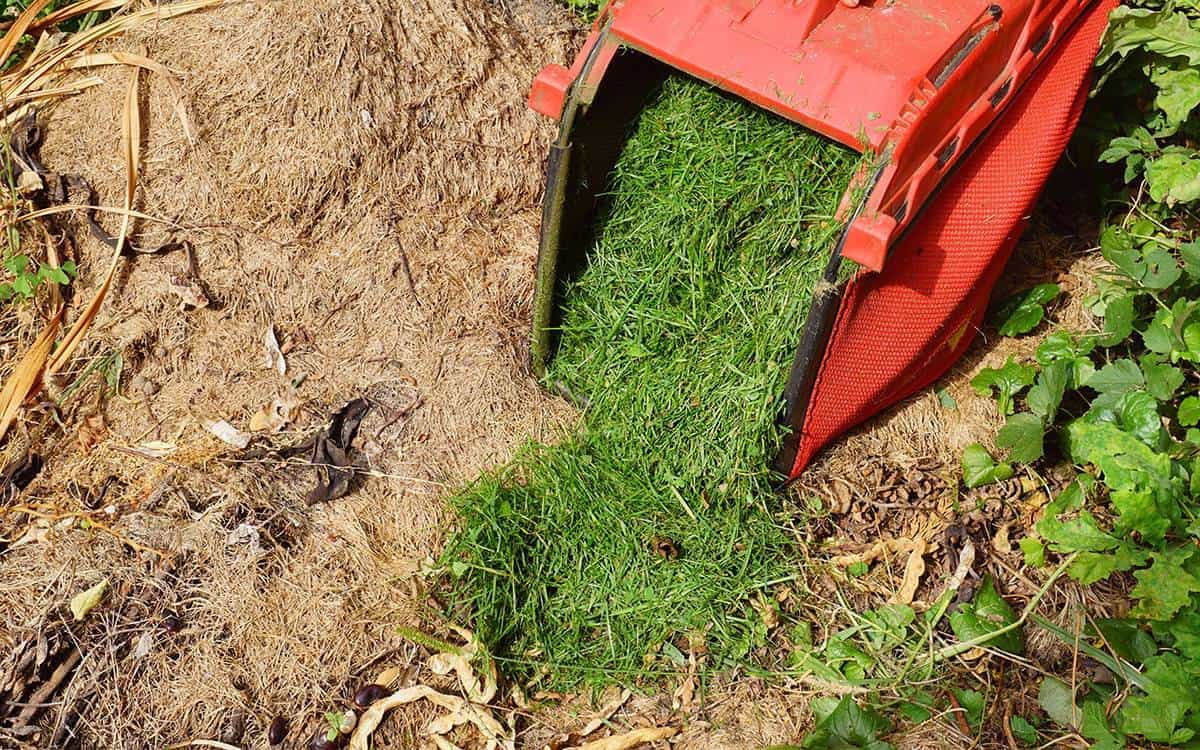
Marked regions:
[789,0,1116,477]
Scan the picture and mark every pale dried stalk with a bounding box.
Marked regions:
[44,66,138,377]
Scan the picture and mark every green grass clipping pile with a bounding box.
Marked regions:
[442,75,863,687]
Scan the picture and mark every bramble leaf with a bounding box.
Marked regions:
[1027,361,1070,422]
[997,412,1044,463]
[1130,547,1200,620]
[1088,359,1144,393]
[1140,355,1183,401]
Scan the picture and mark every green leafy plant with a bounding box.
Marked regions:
[801,697,893,750]
[957,4,1200,742]
[0,254,75,302]
[992,283,1062,336]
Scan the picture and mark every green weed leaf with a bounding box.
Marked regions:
[994,283,1060,336]
[970,357,1035,414]
[801,696,892,750]
[948,575,1023,654]
[996,412,1044,463]
[962,444,1013,488]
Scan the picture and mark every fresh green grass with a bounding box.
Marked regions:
[442,76,862,688]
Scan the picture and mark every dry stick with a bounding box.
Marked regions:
[10,647,81,730]
[0,307,63,441]
[0,0,57,65]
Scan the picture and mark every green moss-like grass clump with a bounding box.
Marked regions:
[443,75,861,687]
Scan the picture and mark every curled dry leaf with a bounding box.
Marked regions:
[249,393,301,433]
[348,684,511,750]
[206,419,250,449]
[577,727,677,750]
[69,578,107,621]
[76,412,106,454]
[893,538,927,605]
[427,625,496,704]
[263,326,286,376]
[829,537,922,567]
[579,689,632,737]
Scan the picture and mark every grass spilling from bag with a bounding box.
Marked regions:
[443,76,863,687]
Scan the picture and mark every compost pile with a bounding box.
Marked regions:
[446,76,863,684]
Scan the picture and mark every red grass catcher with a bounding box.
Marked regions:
[527,0,1115,480]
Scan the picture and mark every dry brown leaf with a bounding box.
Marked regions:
[992,522,1013,554]
[248,395,299,432]
[0,0,55,66]
[263,326,286,375]
[69,578,107,621]
[206,420,250,449]
[28,0,127,32]
[427,625,496,704]
[579,689,632,737]
[672,652,697,713]
[892,538,926,604]
[829,537,918,567]
[577,727,677,750]
[77,412,107,454]
[348,684,511,750]
[67,51,198,141]
[0,307,63,443]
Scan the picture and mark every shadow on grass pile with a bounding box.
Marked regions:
[443,76,863,688]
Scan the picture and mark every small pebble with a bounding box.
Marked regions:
[131,374,159,396]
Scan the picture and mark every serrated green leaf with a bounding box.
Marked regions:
[936,388,956,410]
[1130,547,1200,620]
[1099,293,1136,347]
[1088,359,1144,393]
[952,688,985,732]
[1079,699,1125,750]
[1112,488,1171,544]
[1038,677,1079,728]
[801,696,892,750]
[1092,619,1158,665]
[962,443,1014,488]
[1180,396,1200,426]
[1084,390,1165,449]
[1120,653,1200,744]
[1065,420,1175,491]
[1141,247,1182,289]
[1152,64,1200,130]
[3,253,28,276]
[997,412,1044,463]
[1147,147,1200,205]
[1140,355,1183,401]
[1101,226,1145,280]
[1027,361,1069,422]
[1181,240,1200,279]
[1099,7,1200,67]
[1019,536,1045,567]
[1009,716,1038,746]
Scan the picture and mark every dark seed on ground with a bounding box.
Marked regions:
[268,715,288,745]
[309,730,345,750]
[353,683,388,708]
